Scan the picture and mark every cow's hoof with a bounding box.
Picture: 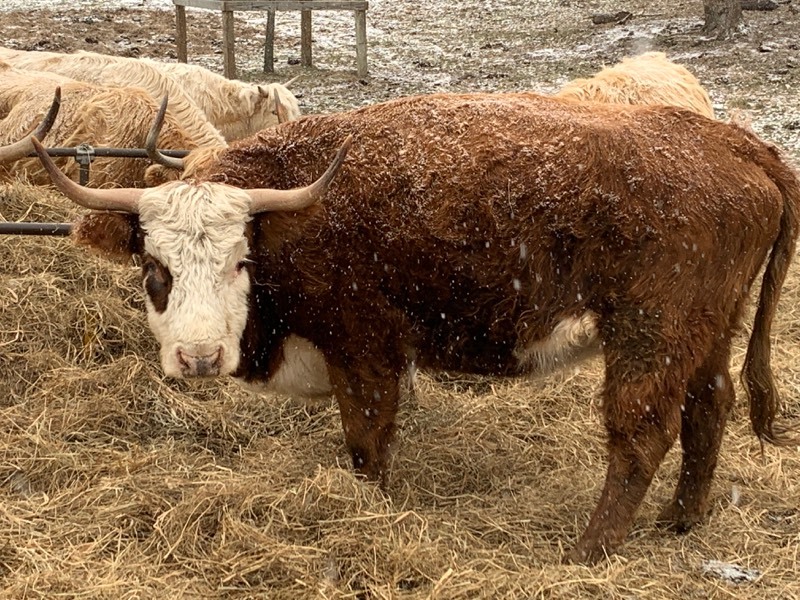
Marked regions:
[563,543,609,565]
[656,502,705,534]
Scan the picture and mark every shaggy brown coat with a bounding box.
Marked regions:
[69,92,799,563]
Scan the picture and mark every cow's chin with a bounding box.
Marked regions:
[159,340,241,380]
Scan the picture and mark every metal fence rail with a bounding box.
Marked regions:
[0,223,72,236]
[2,143,192,237]
[26,144,192,186]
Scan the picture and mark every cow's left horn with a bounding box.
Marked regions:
[272,89,289,124]
[0,87,61,163]
[145,95,185,170]
[31,137,142,213]
[247,135,352,214]
[282,75,301,88]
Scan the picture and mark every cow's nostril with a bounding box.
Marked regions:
[177,346,224,377]
[210,347,223,367]
[177,348,191,368]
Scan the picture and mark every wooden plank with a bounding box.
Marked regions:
[263,8,275,73]
[175,5,188,62]
[222,9,237,78]
[174,0,368,10]
[300,7,312,67]
[354,8,367,77]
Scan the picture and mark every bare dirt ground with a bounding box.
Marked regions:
[0,1,799,599]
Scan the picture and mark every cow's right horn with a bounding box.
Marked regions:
[145,95,185,170]
[0,87,61,163]
[273,89,289,124]
[282,75,301,88]
[31,137,142,213]
[248,135,352,214]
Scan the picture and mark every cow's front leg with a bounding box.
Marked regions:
[328,365,401,486]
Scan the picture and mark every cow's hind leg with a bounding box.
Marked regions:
[657,344,735,532]
[567,352,684,564]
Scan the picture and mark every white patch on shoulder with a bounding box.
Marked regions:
[240,335,332,400]
[515,312,600,374]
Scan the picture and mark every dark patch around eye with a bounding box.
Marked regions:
[143,256,172,313]
[236,259,253,273]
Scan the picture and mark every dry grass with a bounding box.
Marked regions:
[0,177,799,599]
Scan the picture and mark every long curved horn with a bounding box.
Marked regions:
[273,89,289,124]
[248,134,352,214]
[0,87,62,163]
[31,137,142,213]
[282,75,301,88]
[145,95,185,170]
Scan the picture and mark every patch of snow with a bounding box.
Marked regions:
[0,0,172,10]
[702,560,760,584]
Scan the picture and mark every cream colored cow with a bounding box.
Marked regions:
[0,47,226,146]
[556,52,715,118]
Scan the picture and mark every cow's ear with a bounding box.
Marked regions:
[144,164,182,186]
[251,206,322,256]
[72,212,143,262]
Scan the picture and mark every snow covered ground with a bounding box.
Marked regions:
[0,0,172,10]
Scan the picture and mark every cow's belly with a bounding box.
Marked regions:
[514,312,601,375]
[239,314,600,399]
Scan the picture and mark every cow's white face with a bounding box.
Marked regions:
[137,181,253,378]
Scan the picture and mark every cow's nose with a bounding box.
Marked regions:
[177,346,223,377]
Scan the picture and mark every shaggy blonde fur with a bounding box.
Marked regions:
[142,59,301,141]
[0,47,226,146]
[0,61,198,187]
[555,52,715,118]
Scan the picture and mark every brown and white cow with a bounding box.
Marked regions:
[31,92,800,564]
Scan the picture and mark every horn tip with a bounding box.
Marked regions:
[340,134,354,154]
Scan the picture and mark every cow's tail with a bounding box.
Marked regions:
[742,149,800,447]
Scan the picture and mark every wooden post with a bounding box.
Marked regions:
[264,8,275,73]
[172,1,369,77]
[175,4,188,63]
[222,9,236,79]
[355,8,367,78]
[300,7,312,67]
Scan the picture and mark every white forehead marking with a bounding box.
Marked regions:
[139,182,252,266]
